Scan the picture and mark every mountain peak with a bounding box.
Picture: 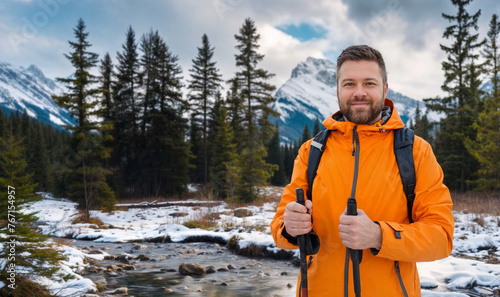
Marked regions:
[0,62,75,128]
[26,64,57,90]
[291,57,336,88]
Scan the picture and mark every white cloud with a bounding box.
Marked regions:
[1,0,497,101]
[258,25,327,89]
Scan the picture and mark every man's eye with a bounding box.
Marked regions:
[366,82,375,86]
[344,83,354,87]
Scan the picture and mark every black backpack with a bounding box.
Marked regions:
[306,127,416,223]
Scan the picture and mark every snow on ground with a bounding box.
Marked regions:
[9,189,500,296]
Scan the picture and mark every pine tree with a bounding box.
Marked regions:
[209,97,239,199]
[31,123,50,191]
[0,135,64,295]
[0,108,6,140]
[465,13,500,191]
[139,30,192,197]
[424,0,485,191]
[188,34,222,185]
[312,118,321,136]
[267,122,286,186]
[114,26,140,137]
[112,26,141,197]
[232,18,278,202]
[189,113,204,184]
[283,142,294,182]
[413,103,433,142]
[100,52,114,122]
[301,123,311,144]
[482,14,500,100]
[226,78,245,150]
[53,18,116,218]
[233,18,278,141]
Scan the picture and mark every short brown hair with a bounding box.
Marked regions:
[336,45,387,86]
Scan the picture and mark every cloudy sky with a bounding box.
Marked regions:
[1,0,498,101]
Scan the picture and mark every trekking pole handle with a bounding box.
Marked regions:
[296,188,305,206]
[347,198,357,216]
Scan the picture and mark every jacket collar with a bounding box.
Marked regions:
[322,98,405,135]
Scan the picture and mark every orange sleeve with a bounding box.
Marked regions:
[270,140,312,249]
[376,138,454,262]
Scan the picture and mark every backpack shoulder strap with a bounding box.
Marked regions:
[307,129,331,201]
[393,127,416,223]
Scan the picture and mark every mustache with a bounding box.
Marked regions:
[349,99,372,105]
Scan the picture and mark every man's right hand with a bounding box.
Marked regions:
[283,200,313,237]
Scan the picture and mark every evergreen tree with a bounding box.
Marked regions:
[301,123,311,144]
[0,108,6,140]
[424,0,485,191]
[100,52,114,122]
[0,135,64,295]
[465,13,500,191]
[226,78,245,149]
[232,18,278,202]
[53,18,116,218]
[112,26,141,197]
[312,118,321,136]
[99,52,114,178]
[209,98,239,199]
[139,30,192,197]
[413,103,433,143]
[267,122,286,186]
[114,26,140,136]
[189,113,204,184]
[483,14,500,100]
[283,142,294,182]
[233,18,278,141]
[188,34,222,184]
[31,123,50,191]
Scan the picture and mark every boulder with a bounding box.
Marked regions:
[137,254,150,261]
[112,287,128,294]
[233,208,253,217]
[133,244,148,250]
[178,262,206,276]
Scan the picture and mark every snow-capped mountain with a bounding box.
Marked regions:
[272,57,441,143]
[0,62,76,128]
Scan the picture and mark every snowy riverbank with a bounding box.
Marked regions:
[2,189,499,296]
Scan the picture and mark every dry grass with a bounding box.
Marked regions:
[51,237,73,246]
[71,210,106,227]
[183,212,220,230]
[451,191,500,216]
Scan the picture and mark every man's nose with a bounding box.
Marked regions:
[353,85,367,98]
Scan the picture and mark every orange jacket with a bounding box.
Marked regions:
[271,99,454,297]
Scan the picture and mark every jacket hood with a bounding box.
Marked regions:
[322,98,405,135]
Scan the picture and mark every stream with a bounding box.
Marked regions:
[70,240,497,297]
[71,240,299,297]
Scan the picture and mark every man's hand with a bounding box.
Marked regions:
[283,200,313,237]
[339,208,382,250]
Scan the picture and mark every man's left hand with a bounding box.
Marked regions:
[339,208,382,250]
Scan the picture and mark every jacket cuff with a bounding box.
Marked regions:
[281,224,298,245]
[371,221,381,256]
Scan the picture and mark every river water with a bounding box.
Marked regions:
[71,240,496,297]
[72,240,299,297]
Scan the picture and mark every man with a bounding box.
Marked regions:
[270,45,454,297]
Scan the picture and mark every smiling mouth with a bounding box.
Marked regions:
[351,102,370,106]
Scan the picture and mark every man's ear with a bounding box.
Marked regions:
[384,83,388,98]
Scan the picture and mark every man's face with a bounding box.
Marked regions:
[336,60,388,125]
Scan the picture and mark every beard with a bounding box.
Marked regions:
[339,92,385,125]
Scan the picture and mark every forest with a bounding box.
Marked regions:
[1,0,499,219]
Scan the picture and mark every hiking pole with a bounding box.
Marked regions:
[344,126,362,297]
[347,198,362,297]
[296,188,308,297]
